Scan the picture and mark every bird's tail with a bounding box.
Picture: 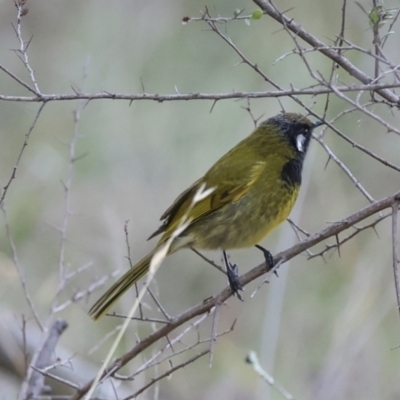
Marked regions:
[89,249,156,320]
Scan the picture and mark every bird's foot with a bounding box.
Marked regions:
[223,251,244,301]
[254,245,276,276]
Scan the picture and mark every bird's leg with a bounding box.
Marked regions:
[254,244,277,276]
[223,250,244,301]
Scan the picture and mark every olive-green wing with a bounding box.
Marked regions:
[149,161,266,244]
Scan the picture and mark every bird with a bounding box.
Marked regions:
[89,112,323,320]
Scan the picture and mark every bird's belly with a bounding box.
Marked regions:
[188,185,298,250]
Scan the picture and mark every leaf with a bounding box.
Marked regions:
[381,31,395,40]
[251,9,263,20]
[233,9,244,17]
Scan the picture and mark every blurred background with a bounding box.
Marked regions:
[1,0,400,399]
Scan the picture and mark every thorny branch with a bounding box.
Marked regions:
[253,0,400,105]
[2,83,400,103]
[13,0,41,94]
[71,189,400,399]
[2,1,400,398]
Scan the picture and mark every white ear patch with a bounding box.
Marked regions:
[296,134,306,152]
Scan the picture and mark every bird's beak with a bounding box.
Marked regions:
[313,120,325,128]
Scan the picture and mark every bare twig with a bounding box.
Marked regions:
[125,349,209,400]
[115,321,235,383]
[315,137,375,203]
[24,319,68,399]
[392,200,400,318]
[52,61,90,312]
[253,0,400,105]
[0,64,36,93]
[130,313,209,379]
[246,351,294,399]
[1,205,43,330]
[0,103,46,206]
[2,82,400,103]
[191,248,226,275]
[209,304,220,367]
[147,286,172,322]
[84,185,215,399]
[13,1,41,94]
[71,190,400,399]
[30,366,80,391]
[106,313,169,325]
[308,212,391,260]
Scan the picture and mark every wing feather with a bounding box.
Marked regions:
[148,161,266,243]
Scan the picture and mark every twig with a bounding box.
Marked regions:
[52,62,90,312]
[83,185,215,399]
[287,219,313,258]
[13,1,41,94]
[3,83,400,103]
[117,321,235,381]
[25,319,68,399]
[191,248,226,275]
[392,200,400,319]
[125,350,209,400]
[1,205,43,330]
[209,304,220,367]
[31,366,80,391]
[308,212,390,260]
[246,351,294,399]
[71,190,400,399]
[314,137,375,203]
[106,313,170,325]
[185,12,252,23]
[324,119,400,173]
[371,0,382,80]
[21,315,29,372]
[253,0,399,106]
[129,314,209,380]
[328,83,400,135]
[0,103,46,206]
[0,64,36,93]
[147,286,171,322]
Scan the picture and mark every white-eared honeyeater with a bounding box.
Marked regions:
[89,112,323,320]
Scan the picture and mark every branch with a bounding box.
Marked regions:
[0,103,46,206]
[0,64,36,94]
[253,0,400,106]
[23,319,68,399]
[2,83,400,103]
[125,349,209,400]
[13,0,41,94]
[392,200,400,317]
[71,189,400,399]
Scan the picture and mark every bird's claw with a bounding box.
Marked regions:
[226,261,244,301]
[223,251,244,301]
[255,244,275,272]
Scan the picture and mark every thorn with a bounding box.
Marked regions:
[335,233,341,257]
[324,155,332,170]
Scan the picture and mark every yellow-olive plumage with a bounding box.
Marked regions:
[89,112,322,320]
